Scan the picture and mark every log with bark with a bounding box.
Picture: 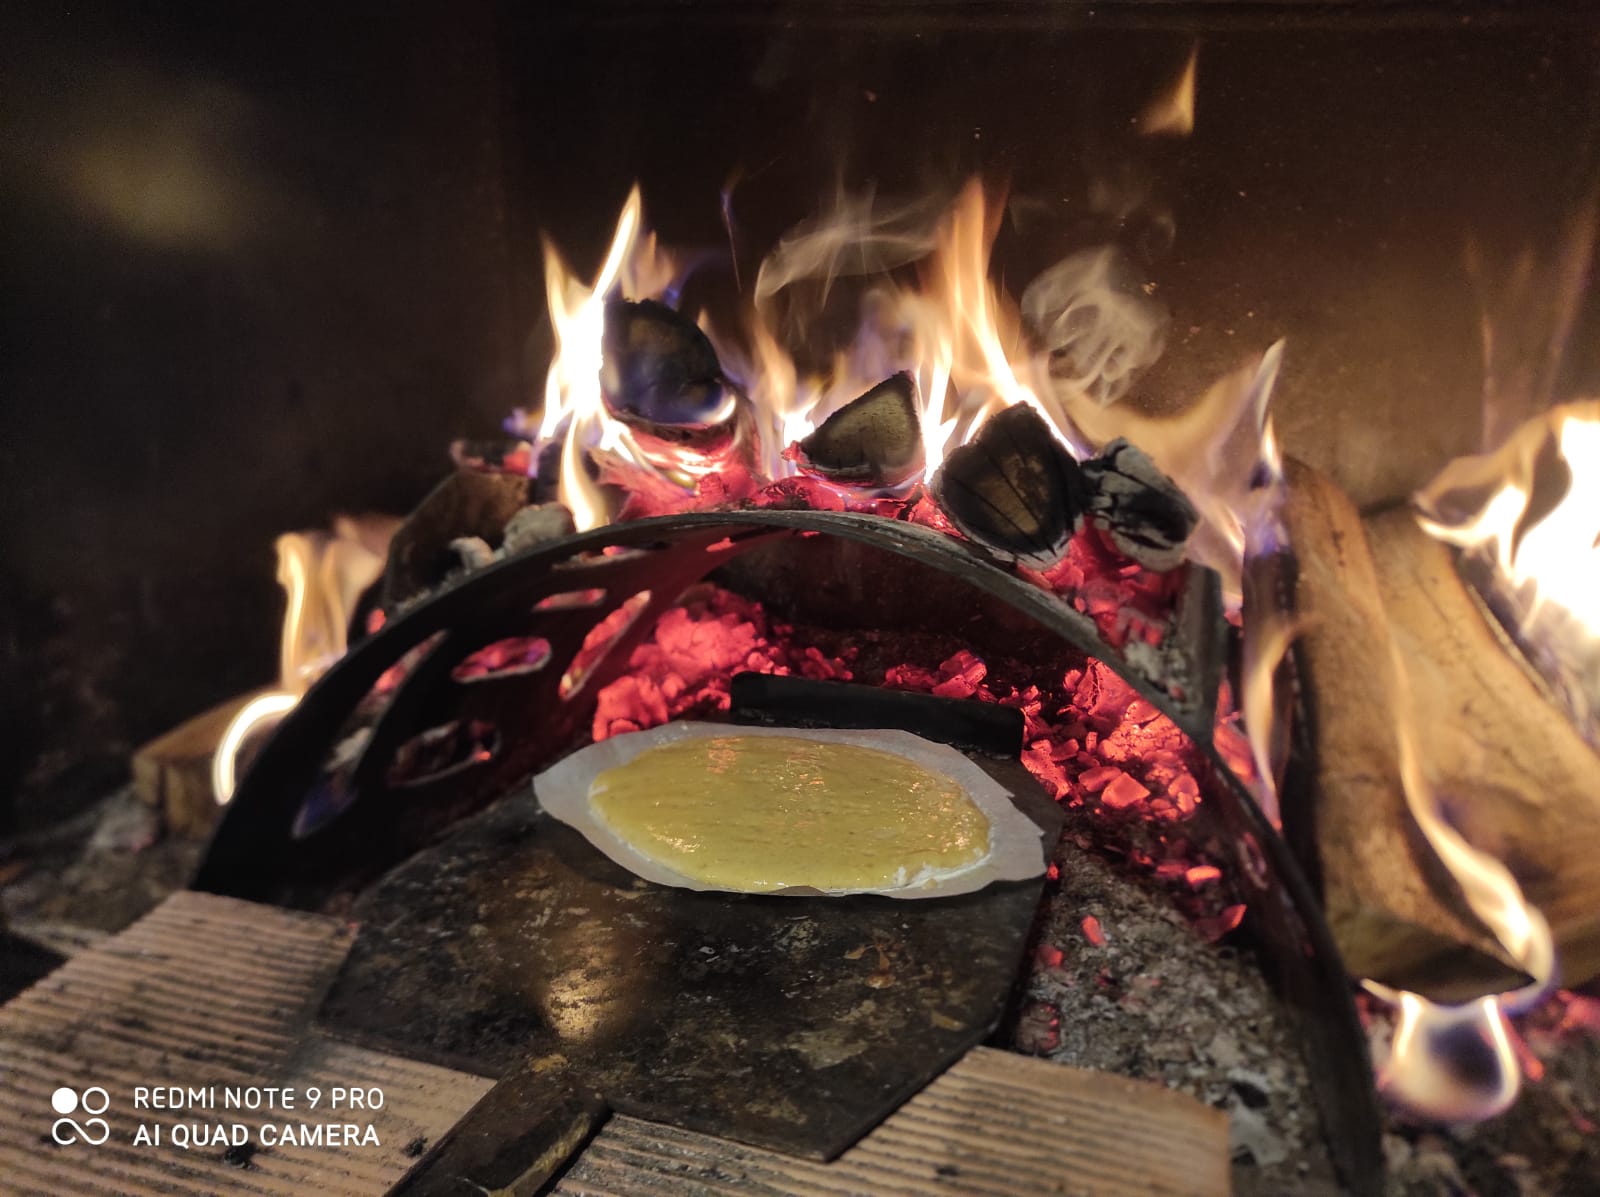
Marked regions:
[1285,457,1600,1000]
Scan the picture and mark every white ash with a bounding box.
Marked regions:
[501,503,576,555]
[448,536,497,572]
[441,504,579,587]
[1012,823,1339,1195]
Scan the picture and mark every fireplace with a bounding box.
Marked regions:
[4,5,1600,1196]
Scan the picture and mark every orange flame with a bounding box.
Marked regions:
[1139,45,1199,137]
[528,179,1283,585]
[539,186,678,530]
[212,517,395,804]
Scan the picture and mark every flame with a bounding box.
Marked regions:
[925,180,1049,429]
[1416,402,1600,638]
[1363,635,1556,1120]
[524,179,1285,590]
[537,186,678,530]
[1139,45,1199,137]
[211,517,395,804]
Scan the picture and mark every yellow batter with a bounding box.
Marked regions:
[587,734,992,892]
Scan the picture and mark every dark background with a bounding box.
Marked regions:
[4,1,1599,830]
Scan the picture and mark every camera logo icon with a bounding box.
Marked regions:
[51,1086,111,1146]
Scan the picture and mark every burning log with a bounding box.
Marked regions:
[1081,438,1198,571]
[601,298,734,435]
[792,372,924,489]
[383,470,535,609]
[1285,458,1600,998]
[1363,505,1600,991]
[929,403,1087,570]
[132,692,265,836]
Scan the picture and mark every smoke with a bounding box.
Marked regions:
[1021,247,1170,409]
[753,187,945,308]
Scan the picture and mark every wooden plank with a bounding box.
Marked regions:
[0,892,490,1197]
[554,1048,1229,1197]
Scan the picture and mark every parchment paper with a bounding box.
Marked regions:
[533,721,1047,899]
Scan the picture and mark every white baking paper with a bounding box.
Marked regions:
[533,721,1047,899]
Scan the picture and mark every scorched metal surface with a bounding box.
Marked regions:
[320,747,1060,1194]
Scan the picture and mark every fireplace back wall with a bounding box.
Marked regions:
[3,0,1597,832]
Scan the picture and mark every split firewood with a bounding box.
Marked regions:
[1080,438,1198,571]
[930,403,1086,570]
[132,691,267,837]
[793,372,924,489]
[1286,457,1600,998]
[1364,505,1600,992]
[1285,459,1517,998]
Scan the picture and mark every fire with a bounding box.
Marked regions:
[1415,402,1600,751]
[211,517,395,804]
[536,186,679,530]
[1417,402,1599,635]
[1361,401,1599,1118]
[529,181,1196,505]
[522,177,1289,801]
[1363,637,1556,1120]
[1139,44,1199,137]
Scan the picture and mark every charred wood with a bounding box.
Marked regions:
[793,372,924,489]
[502,503,577,556]
[601,298,731,432]
[1081,438,1198,571]
[382,469,534,610]
[930,404,1087,570]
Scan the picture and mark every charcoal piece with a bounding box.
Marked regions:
[929,403,1086,569]
[794,372,925,488]
[1081,438,1198,571]
[601,298,730,429]
[729,673,1022,757]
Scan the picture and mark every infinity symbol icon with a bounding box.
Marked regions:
[51,1086,111,1146]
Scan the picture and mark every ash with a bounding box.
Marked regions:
[1014,811,1342,1196]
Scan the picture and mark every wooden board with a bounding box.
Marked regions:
[0,891,1228,1197]
[557,1048,1229,1197]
